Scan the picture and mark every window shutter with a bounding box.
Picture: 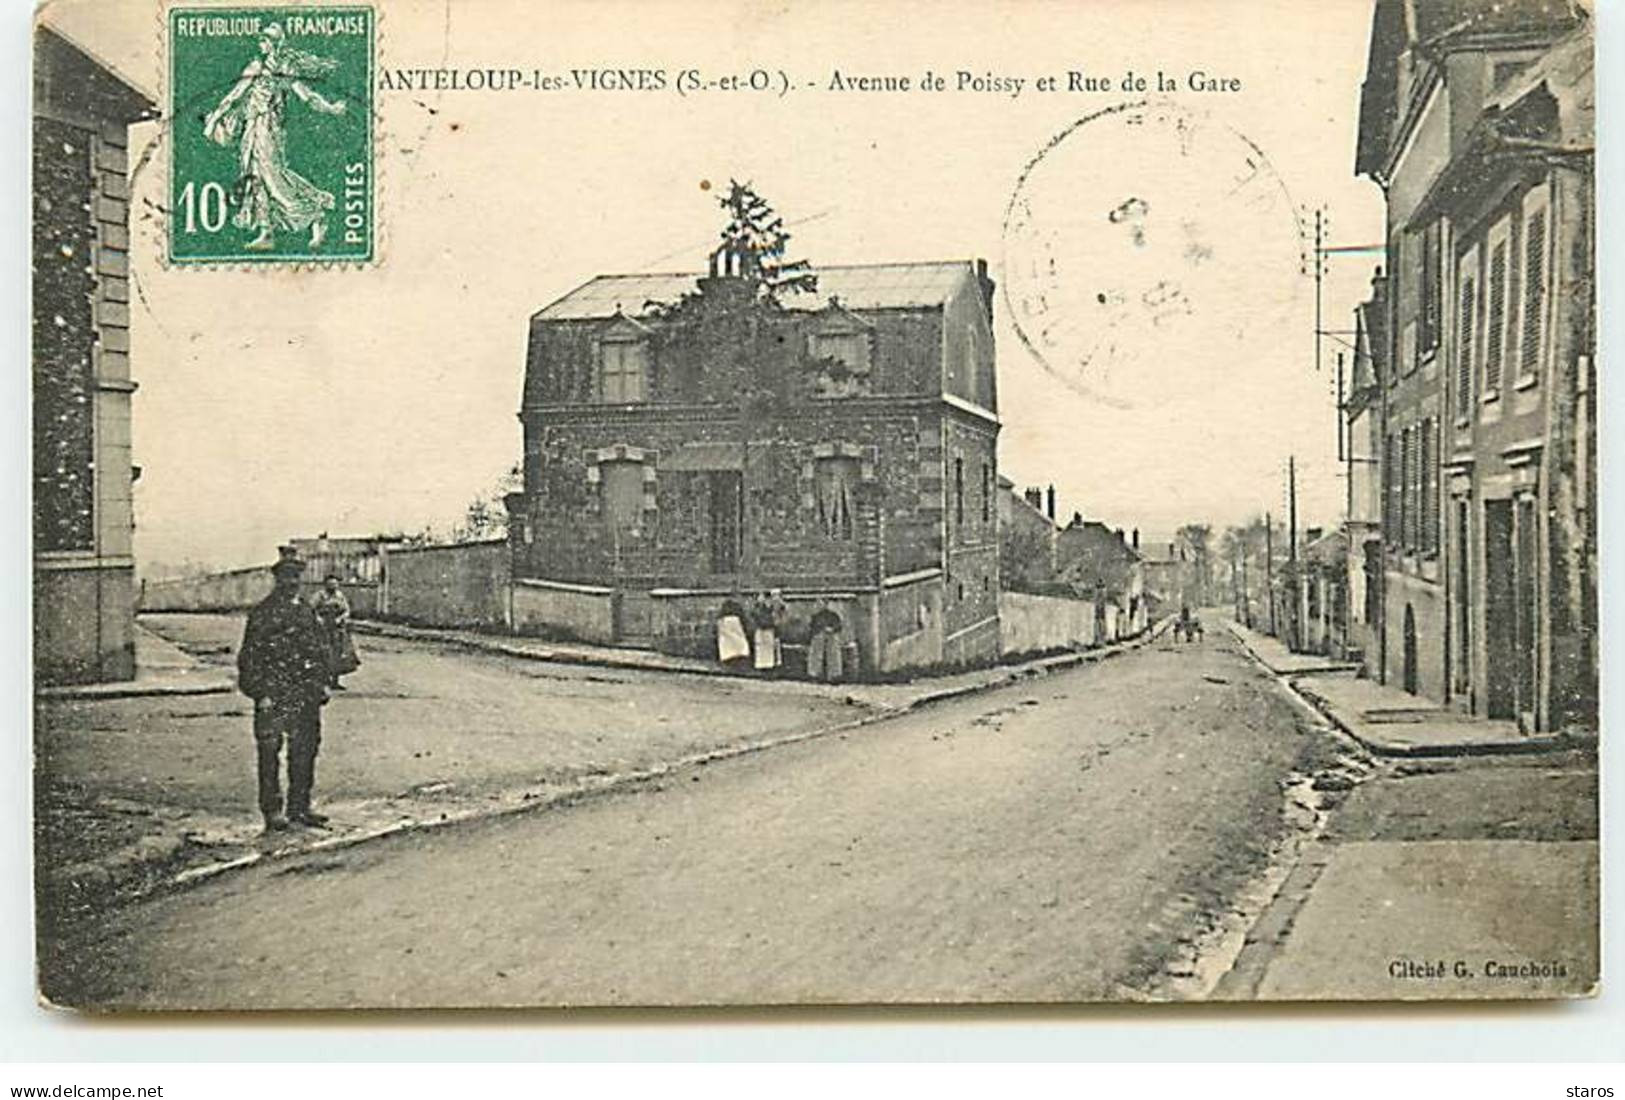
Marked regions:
[1520,208,1547,375]
[1485,241,1507,392]
[1423,419,1438,554]
[1457,274,1476,417]
[1405,427,1418,551]
[1420,222,1442,353]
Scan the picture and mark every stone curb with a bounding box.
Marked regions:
[38,675,235,701]
[350,620,728,679]
[1223,621,1572,759]
[49,615,1174,918]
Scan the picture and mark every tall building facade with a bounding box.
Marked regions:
[33,28,155,684]
[1355,0,1594,732]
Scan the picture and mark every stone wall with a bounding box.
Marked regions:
[511,578,615,644]
[998,591,1099,656]
[140,567,274,612]
[380,540,511,629]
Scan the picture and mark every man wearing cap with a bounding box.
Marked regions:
[237,547,333,831]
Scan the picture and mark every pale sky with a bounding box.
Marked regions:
[41,0,1386,571]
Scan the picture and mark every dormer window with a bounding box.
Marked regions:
[812,331,868,374]
[599,335,649,403]
[808,302,875,399]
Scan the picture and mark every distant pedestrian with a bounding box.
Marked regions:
[716,593,752,670]
[806,599,846,683]
[311,575,360,689]
[237,547,332,832]
[751,589,788,675]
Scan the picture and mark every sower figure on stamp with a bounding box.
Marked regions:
[238,547,332,832]
[202,22,347,252]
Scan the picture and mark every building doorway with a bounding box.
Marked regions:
[1515,496,1539,730]
[1455,499,1471,702]
[708,470,743,574]
[1402,604,1418,696]
[1484,499,1516,720]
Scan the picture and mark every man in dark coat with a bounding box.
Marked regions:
[238,547,332,831]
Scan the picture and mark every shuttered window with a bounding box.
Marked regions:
[1384,434,1399,539]
[1419,221,1443,354]
[601,340,649,403]
[814,456,858,540]
[1485,241,1507,393]
[1401,427,1415,551]
[1456,273,1476,418]
[1422,419,1439,555]
[601,460,645,532]
[1519,207,1547,377]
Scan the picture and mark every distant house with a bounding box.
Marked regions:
[507,248,1002,674]
[997,477,1058,593]
[33,27,156,684]
[1140,538,1197,615]
[1054,515,1146,641]
[1298,528,1350,657]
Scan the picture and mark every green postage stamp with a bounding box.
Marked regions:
[168,7,374,264]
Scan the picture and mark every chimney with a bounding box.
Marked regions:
[974,258,996,327]
[1046,484,1056,521]
[1131,528,1140,550]
[1024,487,1043,511]
[1115,528,1125,545]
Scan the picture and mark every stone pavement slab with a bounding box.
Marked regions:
[1223,620,1359,676]
[37,625,235,700]
[1293,675,1563,757]
[1250,838,1598,1000]
[1223,618,1568,758]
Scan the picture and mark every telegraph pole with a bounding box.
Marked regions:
[1314,208,1323,375]
[1289,456,1299,650]
[1265,511,1277,638]
[1289,455,1298,569]
[1241,545,1251,627]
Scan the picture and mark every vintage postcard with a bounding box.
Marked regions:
[31,0,1598,1009]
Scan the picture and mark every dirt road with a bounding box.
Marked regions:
[44,630,1335,1008]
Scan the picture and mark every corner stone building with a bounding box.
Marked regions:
[33,28,154,684]
[508,257,1001,674]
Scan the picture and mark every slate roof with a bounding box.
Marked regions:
[1354,0,1586,177]
[35,26,157,123]
[534,261,976,322]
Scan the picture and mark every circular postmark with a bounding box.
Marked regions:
[1002,100,1308,410]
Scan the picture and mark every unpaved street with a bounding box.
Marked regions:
[44,631,1338,1008]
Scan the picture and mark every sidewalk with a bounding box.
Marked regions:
[1225,619,1565,757]
[1222,619,1359,677]
[1217,836,1598,1000]
[37,626,235,701]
